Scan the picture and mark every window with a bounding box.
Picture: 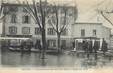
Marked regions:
[48,28,55,35]
[35,27,41,35]
[3,6,9,14]
[36,40,40,44]
[93,29,96,36]
[61,8,65,14]
[9,26,17,35]
[22,15,30,24]
[22,27,30,34]
[48,16,56,25]
[9,6,18,12]
[47,40,56,47]
[60,16,65,25]
[51,16,56,24]
[23,8,27,12]
[68,9,73,16]
[11,14,17,23]
[47,6,56,13]
[61,29,67,35]
[61,40,66,46]
[48,19,52,25]
[81,29,85,37]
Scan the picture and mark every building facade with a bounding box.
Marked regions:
[71,22,111,48]
[2,3,76,49]
[1,3,112,49]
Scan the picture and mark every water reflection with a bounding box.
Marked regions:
[1,49,113,69]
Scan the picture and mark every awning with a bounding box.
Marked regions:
[74,37,100,39]
[0,37,30,40]
[6,35,32,38]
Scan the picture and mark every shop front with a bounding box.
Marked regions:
[73,37,103,52]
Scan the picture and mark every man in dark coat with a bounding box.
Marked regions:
[35,40,42,57]
[72,41,75,50]
[35,40,41,50]
[26,39,33,52]
[93,40,100,53]
[82,40,88,53]
[20,40,25,52]
[101,39,108,55]
[88,39,93,53]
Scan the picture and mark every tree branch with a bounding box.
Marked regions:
[54,4,59,33]
[22,2,36,22]
[48,15,57,32]
[100,11,113,26]
[60,7,68,34]
[32,0,42,28]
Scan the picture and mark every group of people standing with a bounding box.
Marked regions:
[72,38,108,55]
[20,39,42,52]
[20,39,33,52]
[82,38,108,54]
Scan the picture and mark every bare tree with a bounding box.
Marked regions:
[0,0,4,19]
[18,0,49,59]
[0,0,8,37]
[0,1,4,36]
[48,4,78,52]
[100,10,113,26]
[96,0,113,26]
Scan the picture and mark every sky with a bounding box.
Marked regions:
[1,0,113,34]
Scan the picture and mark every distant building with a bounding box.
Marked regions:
[71,22,111,48]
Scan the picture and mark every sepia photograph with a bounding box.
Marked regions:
[0,0,113,72]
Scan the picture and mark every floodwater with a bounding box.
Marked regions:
[1,48,113,69]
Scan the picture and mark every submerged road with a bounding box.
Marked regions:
[1,48,113,69]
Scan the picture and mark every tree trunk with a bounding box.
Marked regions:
[1,17,5,37]
[41,28,46,59]
[57,33,61,53]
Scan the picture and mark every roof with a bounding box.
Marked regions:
[73,22,102,25]
[72,22,111,29]
[2,3,75,8]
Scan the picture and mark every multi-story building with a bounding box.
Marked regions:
[2,3,76,49]
[1,3,112,49]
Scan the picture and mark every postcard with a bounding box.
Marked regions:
[0,0,113,73]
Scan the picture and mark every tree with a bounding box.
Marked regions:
[18,0,49,59]
[0,0,12,48]
[96,0,113,26]
[0,0,8,37]
[100,10,113,26]
[48,4,78,52]
[0,0,3,19]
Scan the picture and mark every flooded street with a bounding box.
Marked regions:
[1,48,113,69]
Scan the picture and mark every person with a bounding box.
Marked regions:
[93,40,99,53]
[82,40,88,53]
[38,43,42,58]
[38,43,42,51]
[88,39,93,53]
[35,40,42,57]
[20,40,25,52]
[101,38,108,55]
[35,40,38,49]
[61,45,65,52]
[93,40,100,60]
[72,41,75,50]
[26,39,33,52]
